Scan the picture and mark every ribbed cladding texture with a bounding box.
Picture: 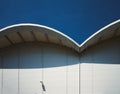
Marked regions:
[0,43,80,94]
[80,36,120,94]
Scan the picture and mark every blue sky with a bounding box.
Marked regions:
[0,0,120,43]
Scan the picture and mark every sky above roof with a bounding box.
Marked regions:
[0,0,120,44]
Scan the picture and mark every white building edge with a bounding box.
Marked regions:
[0,19,120,94]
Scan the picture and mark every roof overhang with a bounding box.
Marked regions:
[0,24,79,52]
[0,19,120,53]
[80,19,120,52]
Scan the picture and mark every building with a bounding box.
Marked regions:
[0,20,120,94]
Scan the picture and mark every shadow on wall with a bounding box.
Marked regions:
[80,36,120,64]
[80,36,120,94]
[0,36,120,70]
[0,43,79,69]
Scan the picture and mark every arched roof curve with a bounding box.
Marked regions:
[80,19,120,52]
[0,24,79,52]
[0,20,120,53]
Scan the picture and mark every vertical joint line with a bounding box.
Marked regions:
[66,51,68,94]
[1,55,3,94]
[79,54,81,94]
[18,48,20,94]
[42,47,43,81]
[41,46,44,94]
[91,51,94,94]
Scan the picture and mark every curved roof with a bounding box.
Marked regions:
[0,24,79,52]
[80,19,120,52]
[0,19,120,53]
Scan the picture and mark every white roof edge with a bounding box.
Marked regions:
[80,19,120,47]
[0,20,120,51]
[0,23,79,47]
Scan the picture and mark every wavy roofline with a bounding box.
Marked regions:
[0,19,120,52]
[80,19,120,47]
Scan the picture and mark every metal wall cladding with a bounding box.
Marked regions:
[1,36,119,94]
[0,54,2,94]
[0,43,79,94]
[80,36,120,94]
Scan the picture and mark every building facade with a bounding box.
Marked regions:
[0,20,120,94]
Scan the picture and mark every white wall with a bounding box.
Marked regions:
[0,43,79,94]
[67,51,79,94]
[0,36,119,94]
[43,45,79,94]
[43,45,67,94]
[80,36,120,94]
[2,48,18,94]
[19,45,43,94]
[0,55,2,94]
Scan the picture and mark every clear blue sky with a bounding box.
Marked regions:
[0,0,120,43]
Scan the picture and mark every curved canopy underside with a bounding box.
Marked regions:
[0,24,79,52]
[80,19,120,52]
[0,19,120,53]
